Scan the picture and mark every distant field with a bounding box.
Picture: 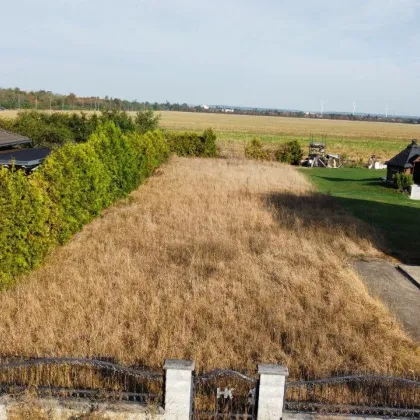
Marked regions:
[2,109,419,160]
[157,112,420,161]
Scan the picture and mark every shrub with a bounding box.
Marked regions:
[275,140,303,165]
[135,109,161,134]
[0,110,156,148]
[100,110,136,133]
[0,167,54,284]
[393,172,413,192]
[245,137,270,160]
[10,111,74,147]
[34,141,110,243]
[166,128,217,157]
[0,123,170,285]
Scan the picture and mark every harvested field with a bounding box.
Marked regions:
[0,157,418,377]
[157,111,420,140]
[2,109,418,160]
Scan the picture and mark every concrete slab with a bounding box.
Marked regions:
[353,260,420,342]
[398,264,420,288]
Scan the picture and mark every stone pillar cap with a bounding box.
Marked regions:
[258,364,289,376]
[164,359,195,371]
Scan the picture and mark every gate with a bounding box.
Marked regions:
[193,369,258,419]
[285,375,420,417]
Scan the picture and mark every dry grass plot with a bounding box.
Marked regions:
[0,157,418,377]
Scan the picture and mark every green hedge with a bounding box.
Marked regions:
[0,122,169,286]
[165,128,217,157]
[0,110,163,148]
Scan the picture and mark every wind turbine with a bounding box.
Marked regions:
[320,100,324,116]
[386,104,388,118]
[352,102,356,116]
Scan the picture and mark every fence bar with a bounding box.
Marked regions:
[164,359,195,420]
[257,364,289,420]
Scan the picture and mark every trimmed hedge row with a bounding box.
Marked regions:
[0,122,170,285]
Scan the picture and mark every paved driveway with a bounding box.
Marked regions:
[353,260,420,342]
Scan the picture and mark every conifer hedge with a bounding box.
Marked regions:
[165,128,217,157]
[0,122,170,285]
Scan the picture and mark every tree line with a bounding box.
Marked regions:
[1,87,419,125]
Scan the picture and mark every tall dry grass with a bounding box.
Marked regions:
[0,157,418,378]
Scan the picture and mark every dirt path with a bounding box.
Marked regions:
[353,260,420,342]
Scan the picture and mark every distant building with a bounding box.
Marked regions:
[0,129,50,171]
[0,130,31,149]
[0,148,51,170]
[386,140,420,184]
[200,104,209,110]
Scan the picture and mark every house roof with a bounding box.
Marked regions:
[0,130,31,148]
[0,148,50,169]
[387,140,420,168]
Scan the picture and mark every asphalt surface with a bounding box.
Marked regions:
[353,260,420,342]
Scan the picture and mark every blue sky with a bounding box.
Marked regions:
[2,0,420,115]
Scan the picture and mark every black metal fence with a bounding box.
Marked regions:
[285,375,420,417]
[0,356,163,405]
[193,369,258,420]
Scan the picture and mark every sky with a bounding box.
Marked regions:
[2,0,420,115]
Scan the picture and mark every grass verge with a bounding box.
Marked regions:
[300,167,420,264]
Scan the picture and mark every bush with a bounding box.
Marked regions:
[0,123,170,285]
[393,172,414,192]
[100,110,136,133]
[275,140,303,165]
[0,168,55,284]
[165,128,217,157]
[0,110,160,148]
[8,111,74,147]
[244,137,270,160]
[135,109,161,134]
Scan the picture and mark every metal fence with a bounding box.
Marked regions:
[193,369,258,420]
[0,356,163,405]
[285,375,420,417]
[0,357,419,419]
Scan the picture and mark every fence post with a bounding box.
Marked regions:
[164,359,195,420]
[257,364,289,420]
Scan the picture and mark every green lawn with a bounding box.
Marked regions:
[300,167,420,264]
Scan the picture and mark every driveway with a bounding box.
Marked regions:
[353,260,420,342]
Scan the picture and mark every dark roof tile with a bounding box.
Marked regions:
[387,140,420,168]
[0,130,31,148]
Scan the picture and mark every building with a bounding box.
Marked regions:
[0,148,51,170]
[0,129,50,171]
[0,129,31,149]
[386,139,420,184]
